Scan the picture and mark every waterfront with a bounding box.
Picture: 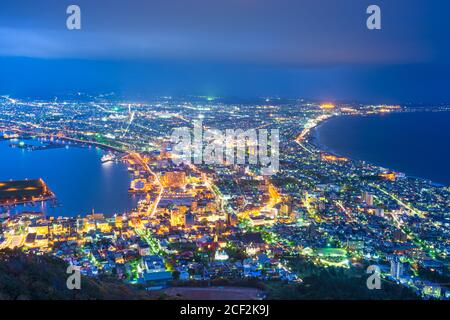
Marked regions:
[1,97,449,300]
[0,138,138,216]
[313,111,450,186]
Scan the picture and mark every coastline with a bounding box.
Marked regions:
[0,123,128,153]
[308,119,340,155]
[305,111,449,187]
[0,135,136,217]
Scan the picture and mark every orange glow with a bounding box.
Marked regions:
[380,172,396,182]
[322,154,348,162]
[320,103,335,110]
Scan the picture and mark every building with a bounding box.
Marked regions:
[362,191,374,206]
[184,211,195,227]
[170,207,187,227]
[374,208,384,217]
[393,230,408,242]
[214,250,229,261]
[138,241,151,256]
[422,282,442,299]
[240,232,267,256]
[279,204,292,218]
[162,171,186,189]
[390,257,404,279]
[139,255,172,287]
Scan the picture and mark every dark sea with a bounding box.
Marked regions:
[313,111,450,186]
[0,138,138,217]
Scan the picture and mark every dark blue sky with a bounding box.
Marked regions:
[0,0,449,103]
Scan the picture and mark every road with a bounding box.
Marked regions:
[371,183,425,218]
[129,152,163,217]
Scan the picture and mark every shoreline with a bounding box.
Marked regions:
[0,135,136,218]
[0,123,128,153]
[305,111,449,187]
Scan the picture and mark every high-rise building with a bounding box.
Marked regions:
[362,191,374,206]
[390,257,404,279]
[374,208,384,217]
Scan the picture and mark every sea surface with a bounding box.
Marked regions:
[313,111,450,186]
[0,138,138,216]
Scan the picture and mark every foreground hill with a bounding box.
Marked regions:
[0,249,153,300]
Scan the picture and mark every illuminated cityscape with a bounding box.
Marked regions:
[0,95,449,299]
[1,0,450,305]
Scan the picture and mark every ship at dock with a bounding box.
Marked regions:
[101,152,116,163]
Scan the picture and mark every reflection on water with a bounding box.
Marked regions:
[0,138,138,216]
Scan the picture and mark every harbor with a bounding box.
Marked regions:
[0,136,137,217]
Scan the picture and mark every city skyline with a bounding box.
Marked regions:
[0,0,449,304]
[0,95,449,300]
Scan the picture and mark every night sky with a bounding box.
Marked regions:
[0,0,449,103]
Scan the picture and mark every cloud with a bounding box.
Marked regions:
[0,0,442,66]
[0,26,431,67]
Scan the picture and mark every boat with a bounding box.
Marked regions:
[101,152,115,163]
